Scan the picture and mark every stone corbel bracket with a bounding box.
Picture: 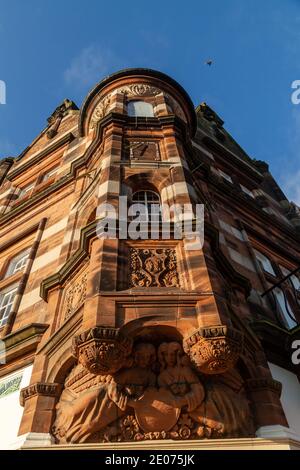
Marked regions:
[20,383,62,407]
[183,325,244,374]
[72,327,133,375]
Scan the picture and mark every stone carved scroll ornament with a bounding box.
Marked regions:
[52,340,253,443]
[130,248,180,288]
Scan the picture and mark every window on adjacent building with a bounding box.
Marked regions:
[273,287,298,330]
[41,167,58,183]
[127,101,154,117]
[280,266,300,292]
[0,285,18,328]
[131,190,161,222]
[5,249,30,278]
[218,169,233,183]
[253,249,276,276]
[240,184,254,198]
[19,182,35,198]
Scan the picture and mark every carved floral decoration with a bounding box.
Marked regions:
[63,271,88,321]
[72,327,133,375]
[119,84,161,97]
[89,95,112,130]
[130,248,180,288]
[183,326,243,375]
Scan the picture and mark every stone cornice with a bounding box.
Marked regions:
[0,323,49,365]
[246,377,282,395]
[20,382,62,407]
[0,221,42,252]
[201,134,264,182]
[203,166,300,246]
[243,221,300,264]
[0,175,73,226]
[7,133,75,180]
[0,112,189,228]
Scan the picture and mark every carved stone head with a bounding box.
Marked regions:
[133,343,156,369]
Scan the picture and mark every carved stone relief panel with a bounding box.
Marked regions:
[130,248,180,288]
[88,83,187,131]
[89,95,113,130]
[63,269,88,322]
[118,84,161,97]
[52,337,253,444]
[124,140,160,161]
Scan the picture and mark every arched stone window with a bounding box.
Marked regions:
[127,100,154,117]
[132,190,161,222]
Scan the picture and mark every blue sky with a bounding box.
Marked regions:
[0,0,300,203]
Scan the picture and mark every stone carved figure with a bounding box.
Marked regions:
[52,343,156,443]
[53,339,253,443]
[157,342,251,438]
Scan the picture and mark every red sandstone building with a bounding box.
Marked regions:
[0,68,300,450]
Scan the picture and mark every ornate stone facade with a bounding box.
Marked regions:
[0,68,298,450]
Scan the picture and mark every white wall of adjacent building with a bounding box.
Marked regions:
[0,364,32,450]
[269,362,300,437]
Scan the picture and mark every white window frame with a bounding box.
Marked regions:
[0,284,18,328]
[127,100,154,117]
[132,190,161,222]
[253,249,276,276]
[5,249,30,278]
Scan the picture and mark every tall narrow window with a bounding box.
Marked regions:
[132,191,161,222]
[0,285,18,328]
[273,287,298,330]
[5,249,30,278]
[127,101,154,117]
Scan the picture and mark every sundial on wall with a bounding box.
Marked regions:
[125,141,160,161]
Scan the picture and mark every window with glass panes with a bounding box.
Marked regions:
[127,101,154,117]
[273,287,298,330]
[132,191,161,222]
[0,285,18,327]
[5,249,30,278]
[253,249,276,276]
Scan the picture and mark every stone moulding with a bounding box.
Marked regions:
[20,382,62,407]
[72,327,133,375]
[246,378,282,396]
[183,325,243,374]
